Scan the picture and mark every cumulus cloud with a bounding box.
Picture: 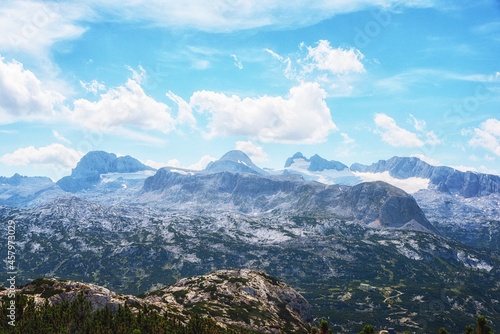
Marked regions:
[267,40,365,96]
[0,57,65,124]
[374,113,424,147]
[143,160,165,169]
[188,155,216,170]
[235,141,268,162]
[191,82,337,144]
[305,40,365,75]
[166,159,182,168]
[0,143,83,170]
[70,67,176,133]
[0,1,87,54]
[469,118,500,156]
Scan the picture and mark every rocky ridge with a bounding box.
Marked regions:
[351,156,500,198]
[284,152,348,172]
[142,167,437,233]
[1,270,312,333]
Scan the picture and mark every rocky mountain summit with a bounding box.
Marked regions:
[57,151,154,193]
[2,270,312,333]
[284,152,348,172]
[206,150,268,175]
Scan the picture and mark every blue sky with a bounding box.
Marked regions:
[0,0,499,180]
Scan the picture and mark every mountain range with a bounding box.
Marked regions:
[1,149,499,332]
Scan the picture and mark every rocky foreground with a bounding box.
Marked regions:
[1,269,312,333]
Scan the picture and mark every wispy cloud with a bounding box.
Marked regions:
[469,118,500,157]
[231,54,243,70]
[0,1,87,55]
[80,80,106,93]
[52,130,71,144]
[82,0,440,32]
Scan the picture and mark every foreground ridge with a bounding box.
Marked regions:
[0,270,312,334]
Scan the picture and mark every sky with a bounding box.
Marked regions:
[0,0,499,181]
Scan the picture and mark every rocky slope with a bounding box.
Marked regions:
[1,270,312,333]
[144,269,312,333]
[142,167,436,232]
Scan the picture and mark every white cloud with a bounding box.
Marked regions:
[83,0,437,32]
[144,160,166,169]
[425,131,442,145]
[0,1,87,55]
[0,143,83,170]
[411,154,441,166]
[166,91,196,125]
[305,40,365,75]
[191,82,337,144]
[374,113,424,147]
[188,155,216,170]
[0,57,65,124]
[52,130,71,144]
[80,80,106,93]
[479,165,499,175]
[231,54,243,70]
[469,119,500,157]
[409,114,426,131]
[267,40,365,96]
[341,132,355,144]
[166,159,181,168]
[70,67,177,133]
[235,141,268,162]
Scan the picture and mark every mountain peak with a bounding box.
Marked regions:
[57,151,154,193]
[219,150,253,164]
[205,150,267,175]
[284,152,347,171]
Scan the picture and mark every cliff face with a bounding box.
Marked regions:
[1,270,312,334]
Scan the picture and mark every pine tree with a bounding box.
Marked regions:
[477,316,491,334]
